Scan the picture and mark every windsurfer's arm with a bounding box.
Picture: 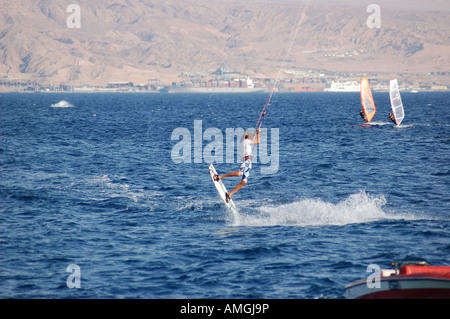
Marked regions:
[253,129,261,144]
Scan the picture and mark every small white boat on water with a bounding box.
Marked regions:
[51,100,73,108]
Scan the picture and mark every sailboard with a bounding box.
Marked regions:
[209,163,237,211]
[389,79,405,126]
[360,77,376,122]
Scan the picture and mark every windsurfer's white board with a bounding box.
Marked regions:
[209,163,237,211]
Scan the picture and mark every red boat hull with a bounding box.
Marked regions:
[357,287,450,299]
[345,264,450,299]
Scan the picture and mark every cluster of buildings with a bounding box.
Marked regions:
[0,69,448,93]
[0,80,162,93]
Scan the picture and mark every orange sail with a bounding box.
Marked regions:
[360,78,376,122]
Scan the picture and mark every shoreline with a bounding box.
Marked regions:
[1,89,448,94]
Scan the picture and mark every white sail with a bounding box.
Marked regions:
[389,79,404,125]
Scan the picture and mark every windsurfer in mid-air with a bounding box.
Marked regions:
[214,129,260,202]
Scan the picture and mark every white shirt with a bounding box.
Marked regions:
[241,138,253,158]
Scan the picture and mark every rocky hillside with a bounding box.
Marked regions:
[0,0,448,85]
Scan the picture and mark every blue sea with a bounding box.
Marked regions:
[0,91,449,301]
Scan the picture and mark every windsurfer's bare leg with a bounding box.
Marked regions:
[228,180,247,197]
[218,171,241,179]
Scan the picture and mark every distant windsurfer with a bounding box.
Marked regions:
[388,113,396,124]
[360,110,367,122]
[214,129,260,202]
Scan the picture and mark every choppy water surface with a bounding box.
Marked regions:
[0,92,449,299]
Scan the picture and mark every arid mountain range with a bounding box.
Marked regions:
[1,0,449,86]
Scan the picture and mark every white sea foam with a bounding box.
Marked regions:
[368,121,390,126]
[394,124,414,129]
[230,191,415,227]
[87,174,145,203]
